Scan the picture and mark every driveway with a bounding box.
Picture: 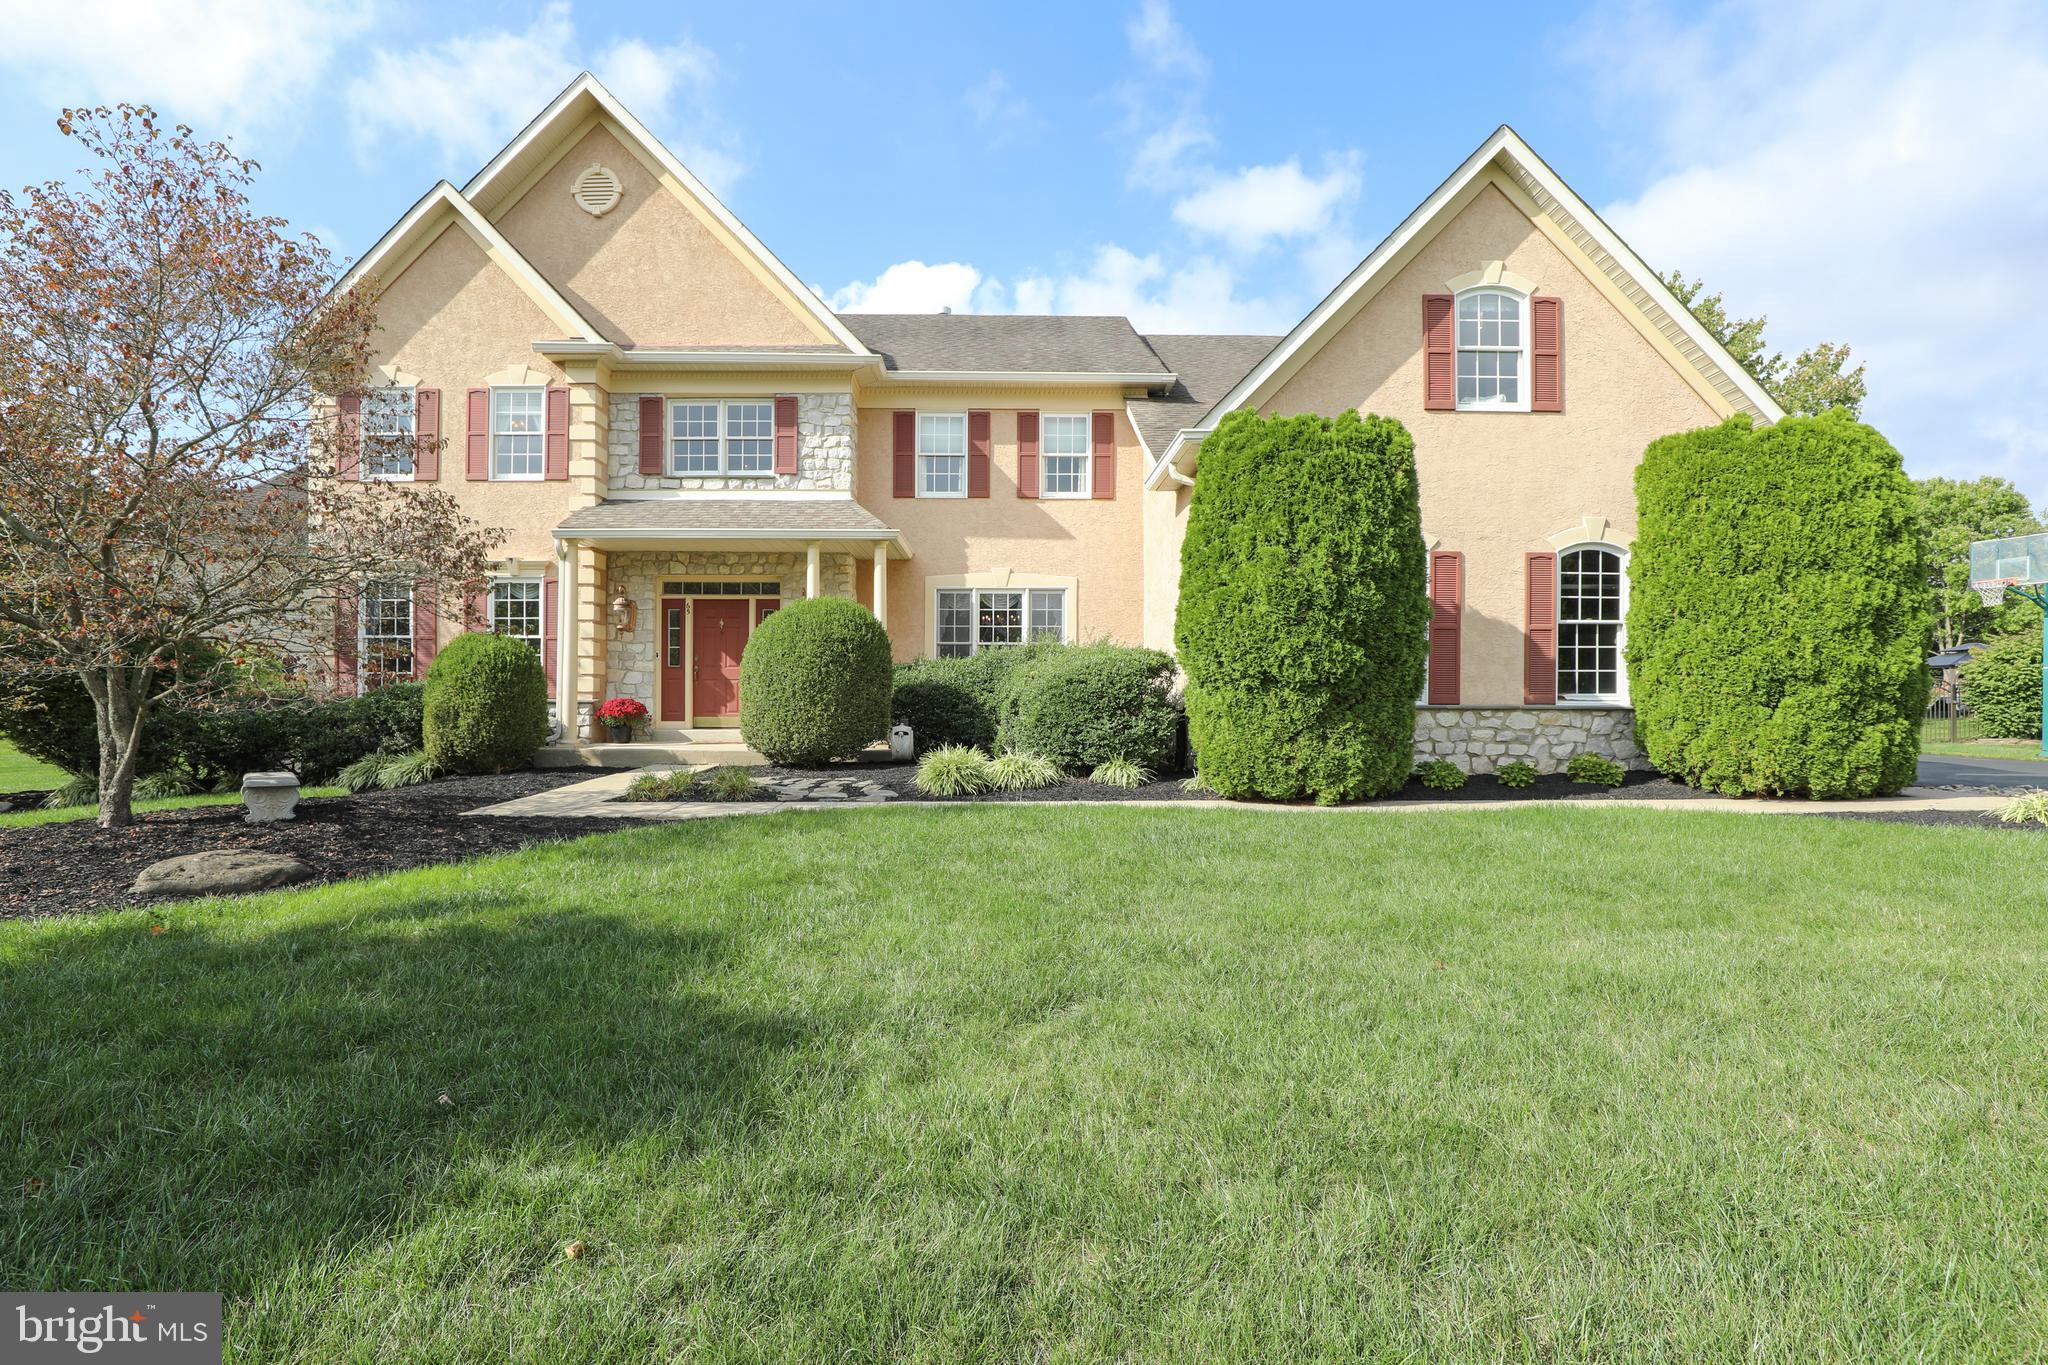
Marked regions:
[1917,752,2047,788]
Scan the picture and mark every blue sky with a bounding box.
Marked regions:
[2,0,2044,506]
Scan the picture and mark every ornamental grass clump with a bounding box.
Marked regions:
[623,770,700,802]
[1089,757,1152,790]
[701,766,762,801]
[914,744,991,796]
[1996,792,2048,827]
[986,750,1062,792]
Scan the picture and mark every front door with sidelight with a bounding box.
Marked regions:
[691,599,751,724]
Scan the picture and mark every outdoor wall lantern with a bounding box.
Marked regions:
[610,592,637,634]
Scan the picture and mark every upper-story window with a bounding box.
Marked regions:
[1456,288,1526,411]
[1557,546,1627,703]
[492,387,545,480]
[669,400,775,477]
[918,412,967,497]
[1040,414,1092,497]
[362,388,416,480]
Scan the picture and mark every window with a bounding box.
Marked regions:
[667,400,776,477]
[362,387,415,480]
[661,579,780,596]
[492,387,544,479]
[490,579,543,655]
[1041,414,1091,497]
[1455,289,1525,410]
[935,587,1067,657]
[360,580,414,689]
[1557,547,1626,702]
[918,412,967,497]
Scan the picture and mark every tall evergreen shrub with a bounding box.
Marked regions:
[1961,621,2042,739]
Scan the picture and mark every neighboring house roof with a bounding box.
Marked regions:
[842,314,1174,379]
[1126,334,1282,459]
[555,498,896,535]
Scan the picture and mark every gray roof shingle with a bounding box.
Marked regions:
[1125,334,1281,457]
[840,314,1173,375]
[556,498,895,534]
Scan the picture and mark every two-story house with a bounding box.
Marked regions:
[330,73,1780,772]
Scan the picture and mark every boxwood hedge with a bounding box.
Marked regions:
[422,632,550,774]
[740,597,893,765]
[995,643,1181,774]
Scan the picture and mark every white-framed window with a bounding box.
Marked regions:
[362,387,416,480]
[1040,414,1091,497]
[667,399,776,477]
[1455,288,1527,411]
[360,579,414,690]
[918,412,967,497]
[1557,545,1627,702]
[490,579,544,656]
[935,587,1067,657]
[491,386,545,479]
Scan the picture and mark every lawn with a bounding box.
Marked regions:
[3,805,2044,1361]
[1921,739,2047,762]
[0,737,65,793]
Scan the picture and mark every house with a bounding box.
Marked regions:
[328,73,1781,773]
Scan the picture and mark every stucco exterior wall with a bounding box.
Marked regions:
[1141,481,1191,651]
[1262,182,1721,706]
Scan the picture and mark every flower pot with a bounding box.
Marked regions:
[606,725,631,744]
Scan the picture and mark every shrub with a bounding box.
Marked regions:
[701,765,763,801]
[1998,792,2048,827]
[986,750,1062,792]
[39,774,97,809]
[1630,411,1929,797]
[1565,753,1627,787]
[1414,758,1465,791]
[740,598,893,766]
[890,643,1060,754]
[996,644,1181,775]
[914,744,991,796]
[1176,409,1428,804]
[1496,761,1538,789]
[623,770,700,802]
[1089,757,1153,789]
[0,670,182,779]
[291,684,425,785]
[1962,623,2042,739]
[161,703,304,790]
[422,633,549,775]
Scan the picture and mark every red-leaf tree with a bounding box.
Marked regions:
[0,107,499,828]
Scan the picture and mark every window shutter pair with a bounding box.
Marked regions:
[1426,550,1463,705]
[412,580,438,677]
[1421,294,1564,411]
[465,386,570,479]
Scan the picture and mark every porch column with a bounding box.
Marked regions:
[871,543,888,625]
[572,543,607,718]
[805,541,821,598]
[555,538,578,734]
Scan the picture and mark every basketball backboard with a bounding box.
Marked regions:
[1968,533,2048,607]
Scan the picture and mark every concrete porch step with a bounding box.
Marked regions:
[537,739,769,768]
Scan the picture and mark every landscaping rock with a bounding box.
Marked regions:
[131,850,315,898]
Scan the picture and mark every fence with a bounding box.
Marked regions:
[1922,674,1995,745]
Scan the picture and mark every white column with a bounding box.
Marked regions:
[556,538,577,736]
[871,543,888,623]
[805,541,821,598]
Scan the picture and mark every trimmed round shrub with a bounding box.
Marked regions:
[739,597,893,765]
[995,643,1181,774]
[1961,622,2042,739]
[1629,412,1929,797]
[422,632,549,774]
[1176,409,1428,804]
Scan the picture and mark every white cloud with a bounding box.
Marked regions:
[1172,156,1361,255]
[1126,0,1207,79]
[1583,0,2048,505]
[0,0,368,137]
[1012,246,1295,334]
[1127,113,1215,193]
[832,261,988,314]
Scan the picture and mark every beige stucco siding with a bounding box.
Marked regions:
[494,124,824,348]
[1263,183,1720,705]
[854,404,1148,661]
[1141,481,1190,651]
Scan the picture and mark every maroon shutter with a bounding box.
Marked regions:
[412,580,438,678]
[1016,411,1040,499]
[1090,410,1116,499]
[1525,551,1558,704]
[967,410,991,498]
[774,395,800,476]
[892,410,915,497]
[1423,294,1456,410]
[414,389,440,481]
[466,388,489,479]
[336,394,361,481]
[467,586,490,630]
[542,574,559,698]
[1530,296,1563,412]
[543,386,569,480]
[333,588,358,695]
[638,395,664,475]
[1426,550,1463,706]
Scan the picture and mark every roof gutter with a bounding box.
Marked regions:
[876,369,1176,387]
[534,341,886,372]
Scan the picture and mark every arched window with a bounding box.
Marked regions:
[1455,288,1526,410]
[1557,546,1626,702]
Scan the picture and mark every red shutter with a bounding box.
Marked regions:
[1016,410,1040,499]
[1427,550,1463,706]
[414,389,440,481]
[336,394,361,481]
[467,586,490,630]
[892,410,915,497]
[543,386,569,480]
[638,395,664,475]
[333,587,358,695]
[1423,294,1456,410]
[1530,296,1563,412]
[412,580,438,677]
[774,395,800,476]
[1090,410,1116,499]
[1525,551,1558,704]
[466,388,489,479]
[967,410,991,498]
[542,574,559,698]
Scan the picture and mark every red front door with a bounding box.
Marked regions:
[692,599,750,719]
[659,598,689,721]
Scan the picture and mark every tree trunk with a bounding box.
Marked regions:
[82,666,153,830]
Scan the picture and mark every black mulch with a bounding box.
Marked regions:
[0,769,625,920]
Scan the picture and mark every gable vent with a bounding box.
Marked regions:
[572,164,622,217]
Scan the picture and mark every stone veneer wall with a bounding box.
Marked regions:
[603,551,857,712]
[607,392,854,493]
[1414,706,1644,773]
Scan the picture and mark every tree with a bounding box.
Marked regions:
[1912,475,2041,649]
[1660,271,1868,418]
[0,107,496,828]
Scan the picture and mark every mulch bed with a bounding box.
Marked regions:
[0,769,623,920]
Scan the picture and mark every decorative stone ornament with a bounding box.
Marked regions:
[890,725,915,761]
[240,770,303,823]
[572,164,623,217]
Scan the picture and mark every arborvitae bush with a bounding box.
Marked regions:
[1961,621,2042,739]
[739,597,893,765]
[422,632,549,774]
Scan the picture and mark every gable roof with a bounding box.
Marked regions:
[1146,125,1786,488]
[462,72,870,356]
[1126,334,1281,458]
[843,314,1174,380]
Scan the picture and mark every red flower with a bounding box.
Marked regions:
[593,697,649,725]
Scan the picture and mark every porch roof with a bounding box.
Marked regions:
[552,498,907,556]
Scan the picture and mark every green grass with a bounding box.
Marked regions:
[0,738,66,794]
[1921,739,2048,762]
[0,787,346,828]
[4,806,2046,1360]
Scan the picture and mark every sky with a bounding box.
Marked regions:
[1,0,2042,507]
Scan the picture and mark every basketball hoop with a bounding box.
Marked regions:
[1978,581,2008,608]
